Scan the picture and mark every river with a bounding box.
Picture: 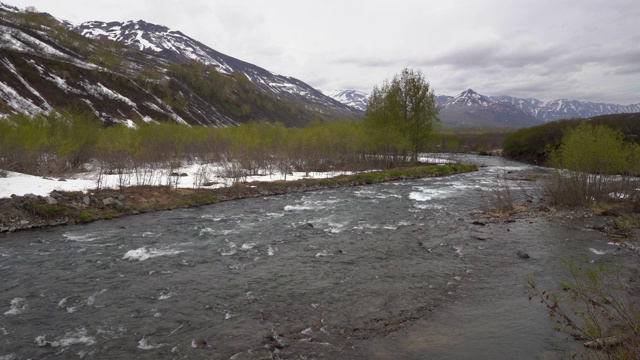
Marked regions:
[0,155,634,359]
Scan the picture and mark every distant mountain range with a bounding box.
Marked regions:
[327,88,640,128]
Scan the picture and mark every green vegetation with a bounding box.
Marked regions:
[346,164,475,185]
[503,113,640,164]
[78,212,93,222]
[0,101,454,182]
[183,194,218,206]
[528,258,640,359]
[511,116,640,359]
[432,130,512,153]
[363,68,440,165]
[544,122,640,206]
[0,111,102,174]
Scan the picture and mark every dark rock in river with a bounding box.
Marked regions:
[516,250,530,259]
[49,191,63,199]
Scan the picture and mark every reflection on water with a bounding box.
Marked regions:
[0,155,633,359]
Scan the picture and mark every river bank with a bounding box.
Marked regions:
[0,163,477,234]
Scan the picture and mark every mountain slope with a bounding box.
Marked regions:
[73,20,361,119]
[0,7,360,126]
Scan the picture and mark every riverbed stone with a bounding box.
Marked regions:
[103,197,115,206]
[516,250,530,259]
[44,196,57,205]
[50,191,63,199]
[83,196,91,205]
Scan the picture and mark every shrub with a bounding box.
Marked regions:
[545,122,640,206]
[527,258,640,359]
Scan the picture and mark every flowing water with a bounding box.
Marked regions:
[0,156,634,359]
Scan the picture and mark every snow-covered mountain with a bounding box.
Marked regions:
[0,4,362,126]
[324,90,369,111]
[441,89,640,123]
[445,89,493,107]
[489,96,640,122]
[73,20,361,118]
[438,89,541,128]
[332,87,639,126]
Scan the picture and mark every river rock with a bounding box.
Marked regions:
[516,250,530,259]
[49,191,63,199]
[102,197,115,206]
[83,196,91,205]
[44,196,57,205]
[192,338,208,348]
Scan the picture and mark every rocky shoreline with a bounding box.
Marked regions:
[0,164,477,234]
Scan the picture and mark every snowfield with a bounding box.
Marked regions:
[0,155,455,199]
[0,164,353,199]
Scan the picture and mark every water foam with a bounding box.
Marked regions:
[35,328,96,348]
[315,250,334,257]
[63,233,100,242]
[219,241,237,256]
[138,336,164,350]
[284,204,315,211]
[454,246,464,257]
[86,289,107,306]
[123,247,183,261]
[241,243,256,250]
[3,298,26,316]
[326,222,347,233]
[141,232,161,238]
[589,248,606,255]
[267,245,277,256]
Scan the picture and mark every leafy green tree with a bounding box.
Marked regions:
[363,68,439,165]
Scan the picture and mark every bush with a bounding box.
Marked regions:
[545,122,640,206]
[527,258,640,359]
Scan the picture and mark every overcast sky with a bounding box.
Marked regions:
[9,0,640,104]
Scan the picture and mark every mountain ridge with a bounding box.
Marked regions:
[327,88,640,125]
